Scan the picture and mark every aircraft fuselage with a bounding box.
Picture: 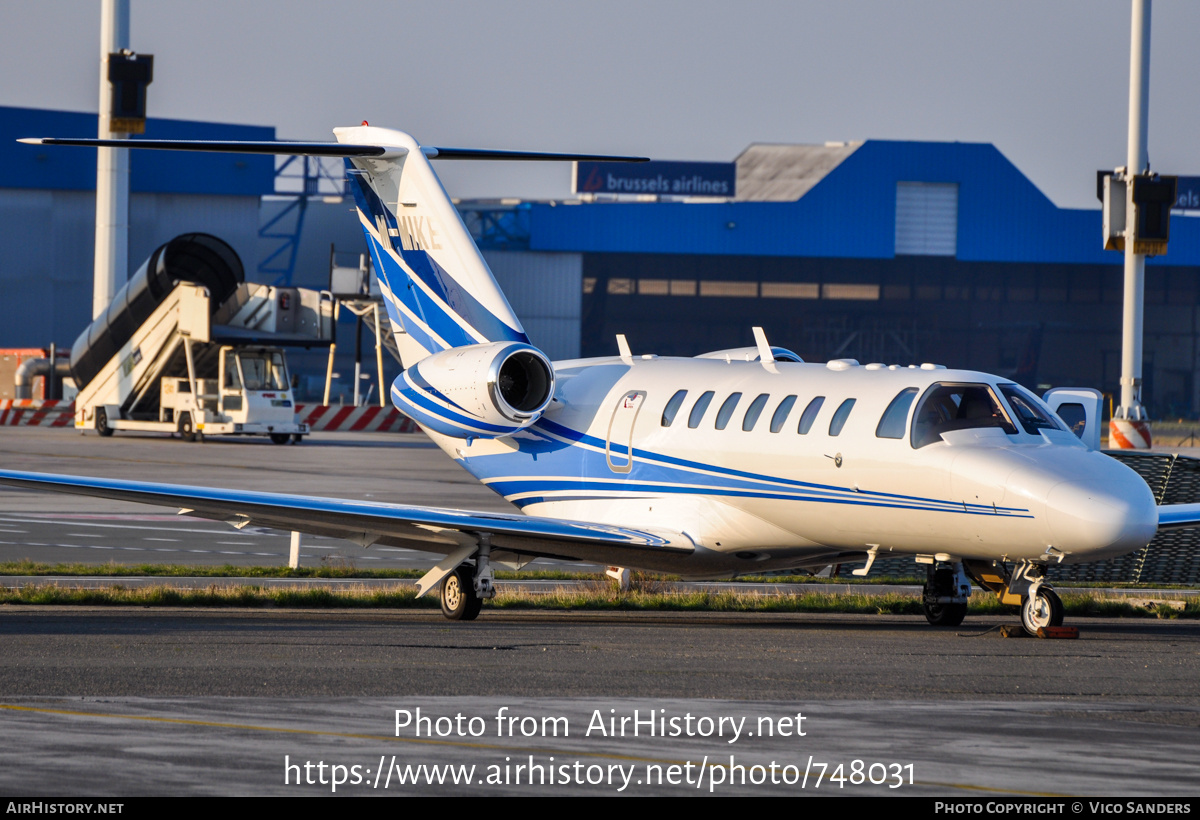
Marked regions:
[440,356,1159,577]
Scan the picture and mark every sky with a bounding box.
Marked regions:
[1,0,1197,208]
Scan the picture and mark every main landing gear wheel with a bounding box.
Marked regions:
[922,600,967,627]
[922,561,969,627]
[1021,587,1064,636]
[441,566,483,621]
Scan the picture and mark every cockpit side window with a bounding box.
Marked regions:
[910,382,1017,448]
[998,384,1067,435]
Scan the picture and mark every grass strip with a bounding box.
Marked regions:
[5,561,1191,591]
[0,582,1195,618]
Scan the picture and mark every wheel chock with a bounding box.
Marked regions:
[1036,626,1078,639]
[999,625,1079,639]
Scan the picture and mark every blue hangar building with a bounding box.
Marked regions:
[484,140,1200,418]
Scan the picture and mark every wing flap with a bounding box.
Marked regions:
[0,470,694,564]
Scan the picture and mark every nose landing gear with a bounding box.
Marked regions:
[963,558,1065,636]
[1020,582,1064,634]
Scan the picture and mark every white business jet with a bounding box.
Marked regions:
[6,126,1198,635]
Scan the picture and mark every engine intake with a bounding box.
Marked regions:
[391,342,555,438]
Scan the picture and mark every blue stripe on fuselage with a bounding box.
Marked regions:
[459,417,1030,517]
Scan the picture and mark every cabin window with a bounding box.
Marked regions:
[797,396,825,434]
[769,395,797,433]
[688,391,715,428]
[715,393,743,430]
[876,387,919,439]
[828,398,856,436]
[910,382,1017,448]
[998,383,1066,435]
[742,393,770,431]
[661,389,687,427]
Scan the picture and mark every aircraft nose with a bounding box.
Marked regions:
[1044,475,1158,559]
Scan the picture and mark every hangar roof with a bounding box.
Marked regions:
[526,139,1200,267]
[0,106,275,197]
[734,142,861,201]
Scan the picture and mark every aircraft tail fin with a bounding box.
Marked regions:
[335,127,651,368]
[336,126,527,368]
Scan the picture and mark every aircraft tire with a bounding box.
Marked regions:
[441,567,483,621]
[1020,587,1063,635]
[96,408,114,438]
[922,600,967,627]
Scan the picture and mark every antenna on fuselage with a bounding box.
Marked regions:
[752,327,774,364]
[752,326,779,373]
[616,334,633,365]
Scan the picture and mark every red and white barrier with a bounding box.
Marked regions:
[295,404,418,433]
[0,400,75,427]
[1109,418,1153,449]
[1,400,418,434]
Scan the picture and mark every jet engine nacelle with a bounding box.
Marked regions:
[390,341,555,439]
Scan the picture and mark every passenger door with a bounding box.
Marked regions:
[606,390,645,473]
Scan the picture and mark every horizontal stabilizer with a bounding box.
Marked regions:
[18,137,648,163]
[422,147,648,162]
[19,137,393,157]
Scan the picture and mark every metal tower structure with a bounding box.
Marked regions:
[257,155,347,286]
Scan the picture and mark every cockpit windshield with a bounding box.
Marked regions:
[998,383,1066,435]
[911,382,1017,448]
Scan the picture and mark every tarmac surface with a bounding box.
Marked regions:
[0,427,1198,797]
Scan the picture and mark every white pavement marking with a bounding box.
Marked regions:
[0,518,267,536]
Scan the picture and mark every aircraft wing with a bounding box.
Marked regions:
[1155,503,1200,532]
[0,469,695,568]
